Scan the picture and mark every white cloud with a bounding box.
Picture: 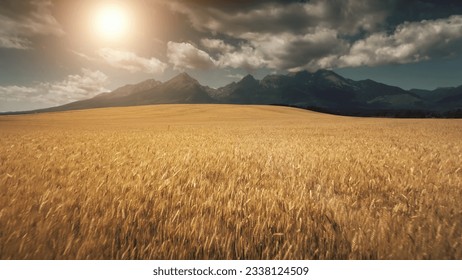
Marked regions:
[0,85,39,100]
[0,35,31,50]
[216,44,268,70]
[201,38,236,52]
[165,0,384,72]
[0,68,109,109]
[196,15,462,72]
[198,28,345,71]
[175,27,345,71]
[166,1,462,72]
[41,68,109,104]
[98,48,167,73]
[0,0,64,49]
[71,50,96,61]
[339,15,462,67]
[167,42,217,70]
[226,73,245,80]
[241,28,347,70]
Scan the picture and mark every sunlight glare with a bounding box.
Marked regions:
[95,5,129,41]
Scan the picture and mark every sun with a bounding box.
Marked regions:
[94,5,129,41]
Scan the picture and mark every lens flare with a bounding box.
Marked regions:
[94,5,128,41]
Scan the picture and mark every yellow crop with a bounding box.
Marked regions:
[0,105,461,259]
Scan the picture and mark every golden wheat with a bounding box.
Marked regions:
[0,105,461,259]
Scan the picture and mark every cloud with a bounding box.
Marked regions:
[201,38,235,53]
[0,85,42,112]
[339,15,462,67]
[0,85,39,100]
[192,14,462,72]
[226,73,245,80]
[41,68,109,104]
[194,28,346,71]
[71,50,97,61]
[98,48,167,73]
[0,0,64,49]
[165,0,462,72]
[167,42,217,70]
[240,28,348,71]
[171,29,345,71]
[0,36,31,50]
[216,44,267,70]
[0,68,109,108]
[201,38,266,70]
[168,0,391,37]
[165,0,386,71]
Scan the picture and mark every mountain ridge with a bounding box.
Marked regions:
[5,70,462,117]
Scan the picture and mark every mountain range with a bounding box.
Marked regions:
[13,70,462,117]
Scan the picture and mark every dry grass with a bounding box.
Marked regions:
[0,104,461,259]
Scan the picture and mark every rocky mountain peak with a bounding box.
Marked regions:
[239,74,259,86]
[168,72,199,85]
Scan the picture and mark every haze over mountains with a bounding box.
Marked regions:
[13,70,462,117]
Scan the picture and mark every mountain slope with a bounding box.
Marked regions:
[30,73,214,113]
[411,86,462,110]
[214,70,424,113]
[9,70,462,116]
[140,72,214,104]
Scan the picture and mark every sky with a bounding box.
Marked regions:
[0,0,462,112]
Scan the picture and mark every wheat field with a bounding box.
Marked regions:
[0,104,461,259]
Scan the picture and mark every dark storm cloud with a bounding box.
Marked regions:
[164,0,462,71]
[169,0,393,36]
[0,0,64,49]
[392,0,462,21]
[180,0,462,21]
[165,0,395,71]
[0,0,39,18]
[174,0,299,11]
